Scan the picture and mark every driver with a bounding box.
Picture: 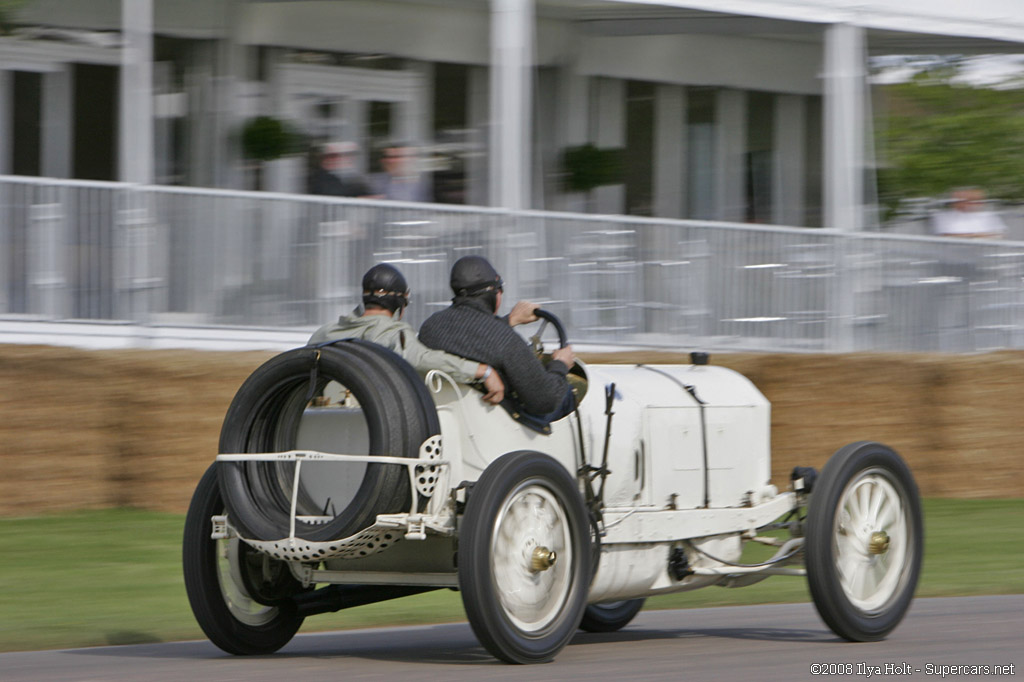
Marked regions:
[309,263,505,404]
[419,255,577,425]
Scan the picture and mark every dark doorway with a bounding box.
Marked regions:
[625,80,655,216]
[745,91,775,223]
[11,71,42,176]
[433,62,470,204]
[804,96,823,227]
[73,64,118,180]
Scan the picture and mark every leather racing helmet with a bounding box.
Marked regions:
[450,255,503,297]
[362,263,410,313]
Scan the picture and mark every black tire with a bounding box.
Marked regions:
[459,451,591,664]
[183,464,304,655]
[579,599,646,633]
[805,441,923,642]
[347,339,441,440]
[218,342,438,542]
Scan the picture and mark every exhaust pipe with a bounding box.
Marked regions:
[291,584,442,617]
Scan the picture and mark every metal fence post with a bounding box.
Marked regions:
[828,232,856,352]
[115,187,162,322]
[28,190,68,319]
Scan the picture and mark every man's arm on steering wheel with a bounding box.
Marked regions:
[504,300,576,366]
[499,335,574,415]
[506,300,540,327]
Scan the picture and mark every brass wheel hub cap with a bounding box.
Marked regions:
[868,530,891,555]
[530,546,557,572]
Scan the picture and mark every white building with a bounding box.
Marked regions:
[3,1,1024,352]
[1,0,1023,230]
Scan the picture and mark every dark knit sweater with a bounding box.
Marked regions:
[419,297,570,415]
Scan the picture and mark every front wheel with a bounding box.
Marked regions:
[459,451,592,664]
[579,599,646,633]
[183,464,305,655]
[805,441,923,642]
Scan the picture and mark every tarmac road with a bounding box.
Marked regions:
[2,596,1020,682]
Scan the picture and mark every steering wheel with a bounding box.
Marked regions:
[528,309,568,356]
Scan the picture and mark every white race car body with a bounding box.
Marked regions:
[189,339,922,662]
[282,361,790,602]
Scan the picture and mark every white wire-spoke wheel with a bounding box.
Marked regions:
[833,472,912,612]
[459,451,591,664]
[183,464,305,655]
[805,442,923,642]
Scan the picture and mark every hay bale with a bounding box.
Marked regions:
[0,345,1020,516]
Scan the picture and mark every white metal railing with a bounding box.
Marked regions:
[3,174,1024,352]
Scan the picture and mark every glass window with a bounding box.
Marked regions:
[687,88,716,220]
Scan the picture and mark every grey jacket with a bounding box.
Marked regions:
[308,310,480,383]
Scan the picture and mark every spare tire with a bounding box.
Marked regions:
[218,340,440,542]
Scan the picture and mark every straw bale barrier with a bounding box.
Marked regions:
[1,345,1020,516]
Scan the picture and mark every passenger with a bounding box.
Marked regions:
[419,256,577,427]
[309,263,504,404]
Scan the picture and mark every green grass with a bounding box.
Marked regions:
[1,499,1021,653]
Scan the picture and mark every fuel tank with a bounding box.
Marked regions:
[432,360,771,512]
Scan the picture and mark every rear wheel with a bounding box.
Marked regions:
[805,441,923,642]
[459,451,591,664]
[579,599,645,633]
[183,464,304,655]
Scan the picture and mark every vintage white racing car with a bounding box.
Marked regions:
[183,311,923,664]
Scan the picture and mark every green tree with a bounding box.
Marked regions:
[240,116,304,162]
[876,67,1024,216]
[0,0,28,34]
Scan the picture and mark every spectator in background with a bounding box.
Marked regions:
[309,141,372,198]
[932,188,1007,239]
[371,142,431,202]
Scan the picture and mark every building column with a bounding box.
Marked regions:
[185,40,218,188]
[714,88,746,222]
[593,77,624,215]
[489,0,533,209]
[823,23,866,231]
[774,94,806,226]
[41,67,73,178]
[119,0,154,184]
[654,84,686,219]
[213,0,246,189]
[264,48,299,193]
[340,98,367,170]
[406,60,432,147]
